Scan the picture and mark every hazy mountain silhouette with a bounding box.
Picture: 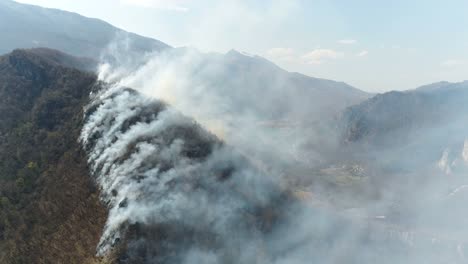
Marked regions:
[0,0,170,57]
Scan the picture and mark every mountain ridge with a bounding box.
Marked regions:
[0,0,170,57]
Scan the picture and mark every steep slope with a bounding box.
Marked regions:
[0,0,170,57]
[81,84,294,263]
[0,48,293,263]
[341,81,468,163]
[80,82,466,264]
[0,48,466,264]
[0,49,107,263]
[0,0,369,126]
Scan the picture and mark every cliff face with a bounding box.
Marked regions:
[0,49,107,263]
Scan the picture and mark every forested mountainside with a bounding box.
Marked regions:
[0,48,291,263]
[0,48,107,263]
[0,1,372,163]
[1,47,467,264]
[1,1,467,263]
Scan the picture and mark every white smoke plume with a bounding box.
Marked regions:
[79,35,468,263]
[80,80,290,262]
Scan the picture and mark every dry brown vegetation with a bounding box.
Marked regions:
[0,49,107,263]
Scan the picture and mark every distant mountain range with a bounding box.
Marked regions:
[341,80,468,157]
[337,81,468,222]
[1,1,468,263]
[0,0,371,125]
[181,48,370,121]
[3,47,466,264]
[0,0,170,57]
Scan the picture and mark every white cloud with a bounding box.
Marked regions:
[301,49,343,64]
[120,0,189,12]
[337,39,357,45]
[266,48,295,61]
[356,50,368,57]
[441,59,465,67]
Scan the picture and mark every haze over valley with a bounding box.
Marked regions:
[0,1,467,263]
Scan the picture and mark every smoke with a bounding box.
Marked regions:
[79,35,468,263]
[94,44,357,183]
[80,81,291,262]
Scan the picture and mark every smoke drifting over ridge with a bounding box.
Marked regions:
[79,38,468,263]
[80,81,292,262]
[79,42,358,263]
[95,44,369,184]
[78,82,409,264]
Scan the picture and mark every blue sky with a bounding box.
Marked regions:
[14,0,468,92]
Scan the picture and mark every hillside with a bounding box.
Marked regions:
[0,48,291,263]
[81,82,296,263]
[1,48,467,264]
[213,49,370,120]
[334,82,468,242]
[0,48,107,263]
[340,82,468,172]
[1,0,468,263]
[342,81,468,146]
[0,0,170,57]
[0,0,371,132]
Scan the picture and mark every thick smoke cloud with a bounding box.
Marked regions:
[80,36,468,263]
[80,82,290,263]
[95,44,355,183]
